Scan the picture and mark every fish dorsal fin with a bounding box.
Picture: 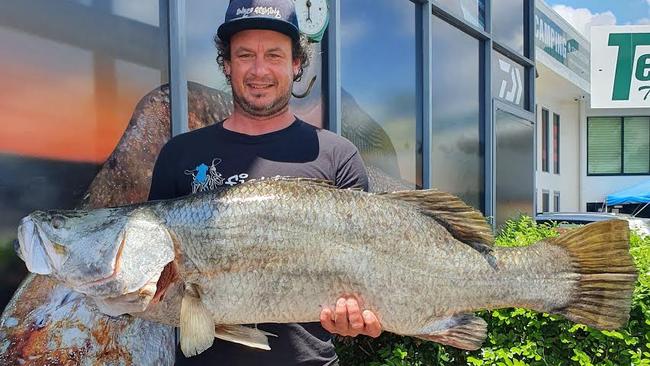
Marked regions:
[245,176,366,191]
[380,189,494,246]
[245,176,337,189]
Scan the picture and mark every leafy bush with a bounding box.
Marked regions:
[335,216,650,365]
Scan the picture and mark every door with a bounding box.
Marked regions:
[493,102,535,229]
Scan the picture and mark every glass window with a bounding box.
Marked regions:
[623,117,650,174]
[492,50,526,108]
[588,117,650,175]
[588,117,622,174]
[542,191,550,213]
[553,113,560,174]
[0,0,168,308]
[341,0,417,190]
[492,0,524,54]
[432,16,482,210]
[433,0,486,29]
[541,108,549,172]
[553,191,560,212]
[185,0,325,127]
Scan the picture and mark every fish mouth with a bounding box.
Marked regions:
[17,217,66,275]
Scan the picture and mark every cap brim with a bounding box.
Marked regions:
[217,17,300,42]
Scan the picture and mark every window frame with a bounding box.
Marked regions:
[541,107,549,173]
[587,116,650,176]
[553,112,560,175]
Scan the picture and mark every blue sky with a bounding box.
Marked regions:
[544,0,650,38]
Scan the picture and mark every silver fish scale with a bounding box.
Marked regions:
[152,179,576,335]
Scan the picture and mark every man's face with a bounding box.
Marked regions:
[225,29,301,118]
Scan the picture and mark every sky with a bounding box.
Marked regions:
[544,0,650,39]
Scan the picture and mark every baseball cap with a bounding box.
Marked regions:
[217,0,300,42]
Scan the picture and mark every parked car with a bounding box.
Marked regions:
[535,212,650,236]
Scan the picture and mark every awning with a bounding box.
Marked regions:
[606,180,650,206]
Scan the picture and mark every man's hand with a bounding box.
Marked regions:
[319,296,382,338]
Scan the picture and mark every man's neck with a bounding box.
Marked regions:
[223,108,296,136]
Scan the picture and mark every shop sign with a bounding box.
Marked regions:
[592,25,650,108]
[534,2,590,83]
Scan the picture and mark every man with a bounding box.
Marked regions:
[148,0,382,364]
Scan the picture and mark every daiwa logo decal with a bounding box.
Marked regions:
[497,59,523,106]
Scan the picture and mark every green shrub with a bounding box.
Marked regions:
[335,216,650,365]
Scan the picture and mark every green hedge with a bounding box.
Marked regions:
[335,216,650,365]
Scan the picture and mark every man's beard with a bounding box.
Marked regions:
[232,82,292,118]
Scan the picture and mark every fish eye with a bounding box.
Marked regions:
[51,216,66,229]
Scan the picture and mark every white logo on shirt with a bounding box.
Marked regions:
[184,158,250,193]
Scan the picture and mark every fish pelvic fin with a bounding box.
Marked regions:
[549,220,637,330]
[180,285,215,357]
[412,314,487,350]
[379,190,494,247]
[214,324,276,350]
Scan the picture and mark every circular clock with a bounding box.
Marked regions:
[295,0,329,43]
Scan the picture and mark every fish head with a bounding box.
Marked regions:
[17,208,130,293]
[16,206,175,301]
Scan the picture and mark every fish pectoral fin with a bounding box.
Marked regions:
[214,324,276,350]
[180,287,215,357]
[379,190,494,247]
[412,314,487,351]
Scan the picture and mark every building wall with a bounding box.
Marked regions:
[535,97,581,212]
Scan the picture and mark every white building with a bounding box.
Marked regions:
[535,1,650,215]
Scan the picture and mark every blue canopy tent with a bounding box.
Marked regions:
[606,180,650,216]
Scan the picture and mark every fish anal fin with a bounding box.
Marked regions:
[413,314,487,351]
[214,324,276,350]
[180,285,215,357]
[380,190,494,247]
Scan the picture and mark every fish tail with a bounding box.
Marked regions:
[550,220,637,329]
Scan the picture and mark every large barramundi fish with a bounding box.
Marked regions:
[15,177,638,357]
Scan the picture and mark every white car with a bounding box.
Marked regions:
[535,212,650,237]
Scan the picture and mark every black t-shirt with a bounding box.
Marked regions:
[148,118,368,366]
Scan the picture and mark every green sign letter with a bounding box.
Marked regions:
[636,54,650,81]
[609,33,650,100]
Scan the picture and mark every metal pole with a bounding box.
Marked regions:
[326,0,341,135]
[416,0,433,189]
[484,0,495,222]
[169,0,188,136]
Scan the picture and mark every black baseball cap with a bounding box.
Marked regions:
[217,0,300,42]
